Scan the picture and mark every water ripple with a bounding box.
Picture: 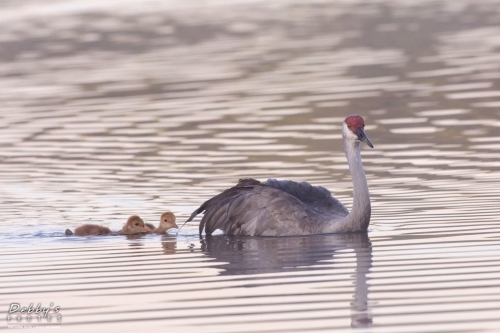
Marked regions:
[2,0,500,332]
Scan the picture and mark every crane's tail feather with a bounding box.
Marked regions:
[183,178,264,235]
[175,207,203,234]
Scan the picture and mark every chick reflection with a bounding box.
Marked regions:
[124,234,148,241]
[200,233,372,328]
[161,236,177,254]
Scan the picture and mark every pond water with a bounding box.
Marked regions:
[1,0,500,332]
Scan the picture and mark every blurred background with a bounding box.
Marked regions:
[1,0,500,332]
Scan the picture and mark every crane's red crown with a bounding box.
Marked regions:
[344,115,365,130]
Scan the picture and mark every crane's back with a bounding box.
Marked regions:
[190,178,349,236]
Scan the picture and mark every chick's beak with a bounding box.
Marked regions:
[356,127,374,148]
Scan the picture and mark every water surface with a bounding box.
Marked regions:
[1,0,500,332]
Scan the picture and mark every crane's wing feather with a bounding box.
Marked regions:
[265,178,348,215]
[187,179,257,234]
[188,178,347,236]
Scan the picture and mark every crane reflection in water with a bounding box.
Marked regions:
[199,233,373,328]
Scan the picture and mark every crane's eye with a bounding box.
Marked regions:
[134,223,139,227]
[163,219,168,222]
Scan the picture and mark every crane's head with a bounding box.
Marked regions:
[343,115,374,148]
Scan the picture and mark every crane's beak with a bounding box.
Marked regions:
[356,128,374,148]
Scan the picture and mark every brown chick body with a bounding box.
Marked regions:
[65,224,112,236]
[150,212,178,234]
[65,215,149,236]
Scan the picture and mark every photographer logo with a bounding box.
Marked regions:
[6,302,62,329]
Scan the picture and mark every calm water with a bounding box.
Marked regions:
[1,0,500,332]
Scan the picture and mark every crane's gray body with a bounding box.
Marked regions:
[187,121,372,236]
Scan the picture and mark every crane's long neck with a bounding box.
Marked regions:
[327,138,371,233]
